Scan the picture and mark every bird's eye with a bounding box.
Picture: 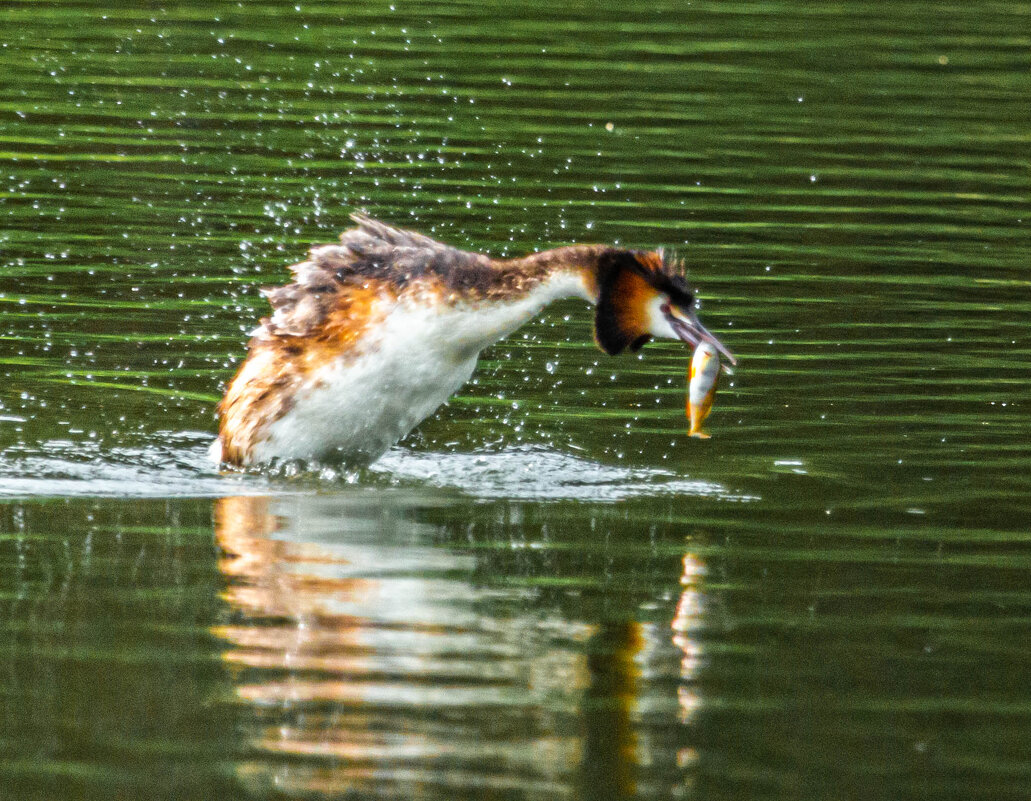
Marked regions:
[671,292,694,310]
[664,276,693,308]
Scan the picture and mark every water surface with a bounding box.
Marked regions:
[2,0,1030,799]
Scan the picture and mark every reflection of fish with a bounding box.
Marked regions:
[687,342,721,439]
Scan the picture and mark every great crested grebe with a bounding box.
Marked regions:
[213,213,735,467]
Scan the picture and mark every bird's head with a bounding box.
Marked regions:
[591,249,736,364]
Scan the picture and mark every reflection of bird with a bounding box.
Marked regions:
[214,214,735,467]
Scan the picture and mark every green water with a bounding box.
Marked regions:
[1,0,1029,798]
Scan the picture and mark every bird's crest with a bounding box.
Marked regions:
[593,248,693,356]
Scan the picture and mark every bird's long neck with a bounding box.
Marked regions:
[446,245,612,355]
[499,245,610,304]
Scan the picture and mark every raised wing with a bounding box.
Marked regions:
[257,214,491,339]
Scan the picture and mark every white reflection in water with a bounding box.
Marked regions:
[213,493,593,797]
[209,490,709,795]
[212,493,712,799]
[672,554,706,778]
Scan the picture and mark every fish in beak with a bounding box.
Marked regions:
[663,303,737,366]
[687,342,722,439]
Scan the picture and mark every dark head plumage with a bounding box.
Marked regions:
[593,249,694,356]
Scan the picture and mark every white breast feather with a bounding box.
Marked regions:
[249,272,589,465]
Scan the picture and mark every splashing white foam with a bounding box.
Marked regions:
[373,444,756,502]
[0,435,755,503]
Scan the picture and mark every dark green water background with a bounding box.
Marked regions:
[2,1,1029,799]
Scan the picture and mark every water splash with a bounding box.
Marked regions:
[0,436,754,503]
[373,444,755,502]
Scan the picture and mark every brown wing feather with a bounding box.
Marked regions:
[217,216,495,464]
[217,283,385,465]
[257,214,492,341]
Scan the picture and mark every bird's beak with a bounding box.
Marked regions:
[664,304,737,366]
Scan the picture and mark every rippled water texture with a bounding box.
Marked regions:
[1,1,1029,799]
